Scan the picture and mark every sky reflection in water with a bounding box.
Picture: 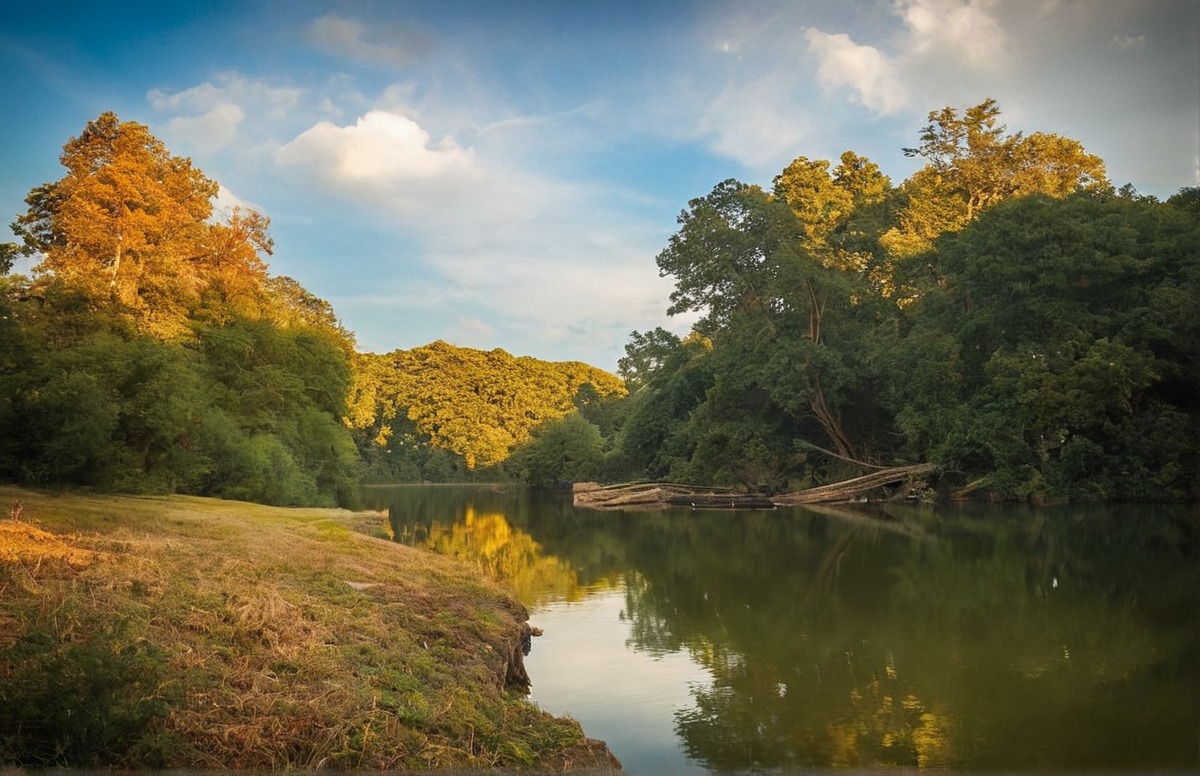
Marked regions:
[526,587,712,775]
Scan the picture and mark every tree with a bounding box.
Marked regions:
[0,243,18,275]
[507,414,604,488]
[617,327,689,391]
[902,99,1107,219]
[881,99,1109,272]
[888,192,1200,499]
[655,179,875,462]
[13,113,218,337]
[772,157,853,263]
[11,112,278,339]
[656,179,794,336]
[194,208,273,323]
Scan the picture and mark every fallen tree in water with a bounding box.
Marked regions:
[574,463,937,510]
[771,463,938,505]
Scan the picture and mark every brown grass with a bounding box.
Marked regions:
[0,486,619,771]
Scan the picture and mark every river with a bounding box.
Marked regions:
[360,484,1200,774]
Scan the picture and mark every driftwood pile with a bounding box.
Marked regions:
[573,463,936,511]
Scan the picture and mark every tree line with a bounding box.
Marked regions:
[0,113,619,505]
[516,101,1200,502]
[4,104,1197,504]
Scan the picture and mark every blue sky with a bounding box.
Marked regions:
[2,0,1197,369]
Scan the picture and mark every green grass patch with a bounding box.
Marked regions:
[0,485,617,770]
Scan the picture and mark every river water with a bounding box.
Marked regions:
[360,484,1200,775]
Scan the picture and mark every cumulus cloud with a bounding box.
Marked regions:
[804,29,907,114]
[163,103,245,153]
[277,110,475,187]
[307,14,432,67]
[266,101,686,362]
[896,0,1006,67]
[148,73,304,155]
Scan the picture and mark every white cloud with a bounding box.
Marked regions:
[148,72,301,120]
[1112,34,1145,50]
[148,73,305,159]
[895,0,1006,68]
[164,103,245,153]
[276,110,475,187]
[805,28,907,114]
[211,184,253,220]
[307,14,431,67]
[265,98,684,363]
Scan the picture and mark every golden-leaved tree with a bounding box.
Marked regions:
[3,113,361,505]
[12,112,274,338]
[881,99,1109,276]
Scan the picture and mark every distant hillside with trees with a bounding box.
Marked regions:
[347,341,625,482]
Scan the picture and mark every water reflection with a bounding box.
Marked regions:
[373,484,622,606]
[361,486,1200,773]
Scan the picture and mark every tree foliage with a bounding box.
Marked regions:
[1,113,360,505]
[348,341,626,479]
[5,104,1196,504]
[575,99,1197,502]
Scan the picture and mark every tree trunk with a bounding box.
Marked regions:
[809,376,856,461]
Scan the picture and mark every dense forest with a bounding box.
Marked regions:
[0,112,620,505]
[3,103,1198,504]
[518,101,1200,502]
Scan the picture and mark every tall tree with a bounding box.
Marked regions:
[13,113,218,336]
[655,180,872,462]
[11,112,276,339]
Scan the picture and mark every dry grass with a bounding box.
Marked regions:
[0,486,618,771]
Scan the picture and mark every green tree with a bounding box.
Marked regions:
[507,414,604,488]
[0,243,18,274]
[655,179,880,462]
[889,192,1200,500]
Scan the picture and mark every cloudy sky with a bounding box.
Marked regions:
[2,0,1196,369]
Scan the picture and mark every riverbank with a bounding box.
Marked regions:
[0,485,618,771]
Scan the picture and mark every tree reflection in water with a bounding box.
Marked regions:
[368,486,1200,772]
[627,505,1200,770]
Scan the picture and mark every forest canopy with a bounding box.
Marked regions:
[516,101,1199,501]
[0,113,618,504]
[3,103,1198,504]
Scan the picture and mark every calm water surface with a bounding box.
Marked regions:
[360,484,1200,775]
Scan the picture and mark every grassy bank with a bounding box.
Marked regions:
[0,486,618,771]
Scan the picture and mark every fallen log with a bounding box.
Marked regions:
[574,463,937,511]
[573,481,736,509]
[772,463,938,505]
